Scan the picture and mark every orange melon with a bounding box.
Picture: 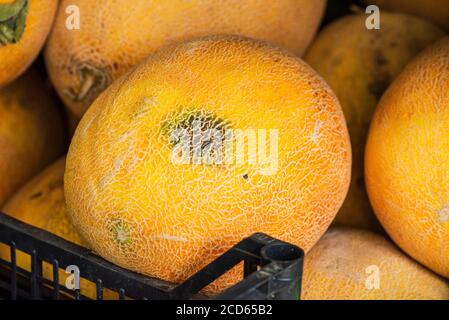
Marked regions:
[365,37,449,279]
[0,0,58,87]
[3,157,85,246]
[364,0,449,30]
[1,157,117,299]
[0,69,66,207]
[65,36,351,294]
[45,0,327,117]
[302,228,449,300]
[304,13,444,231]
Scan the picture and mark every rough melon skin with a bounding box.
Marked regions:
[302,228,449,300]
[65,36,351,293]
[0,69,66,207]
[304,13,445,231]
[365,37,449,279]
[2,157,85,245]
[45,0,327,118]
[1,157,117,300]
[0,0,58,87]
[364,0,449,30]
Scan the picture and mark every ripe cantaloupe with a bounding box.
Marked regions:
[302,228,449,300]
[1,157,117,300]
[45,0,327,118]
[65,36,351,294]
[365,37,449,279]
[2,157,85,246]
[304,13,445,231]
[0,69,65,207]
[364,0,449,30]
[0,0,58,87]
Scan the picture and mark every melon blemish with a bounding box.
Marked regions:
[163,108,279,175]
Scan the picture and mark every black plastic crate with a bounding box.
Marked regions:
[0,212,303,300]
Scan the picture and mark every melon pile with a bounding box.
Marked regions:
[0,0,448,300]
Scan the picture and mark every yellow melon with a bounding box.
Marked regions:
[365,37,449,279]
[0,69,66,207]
[45,0,327,117]
[364,0,449,30]
[65,36,351,294]
[0,0,58,87]
[3,157,85,245]
[304,13,445,231]
[302,228,449,300]
[1,157,117,299]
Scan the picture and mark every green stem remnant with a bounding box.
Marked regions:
[64,63,107,104]
[0,0,28,45]
[110,219,132,247]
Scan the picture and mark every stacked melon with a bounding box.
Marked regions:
[0,0,448,300]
